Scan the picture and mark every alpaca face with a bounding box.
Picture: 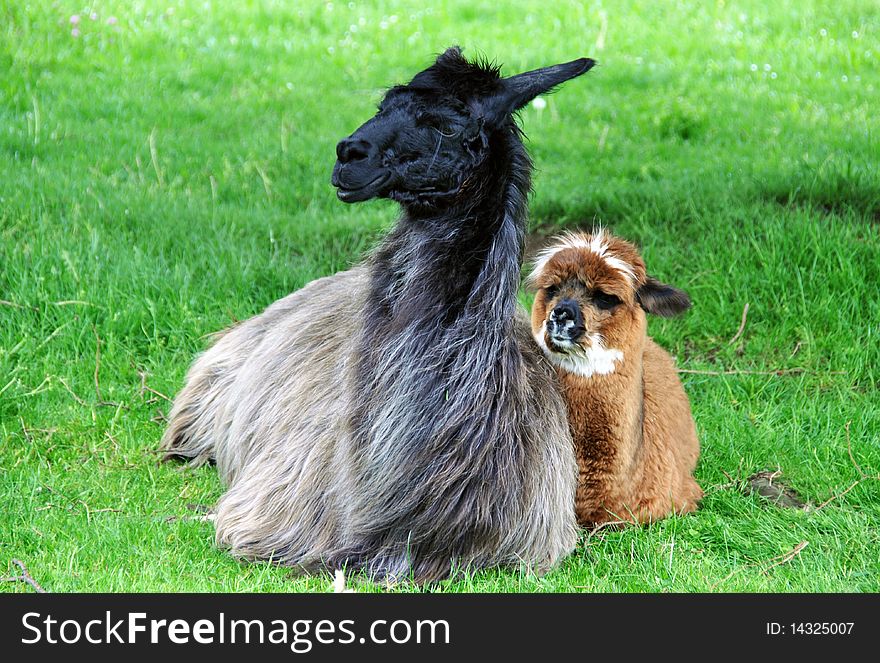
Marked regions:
[529,231,690,377]
[331,47,594,209]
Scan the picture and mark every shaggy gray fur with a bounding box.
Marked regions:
[161,49,593,582]
[162,267,576,581]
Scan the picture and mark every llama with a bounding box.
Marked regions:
[529,230,702,526]
[160,48,595,582]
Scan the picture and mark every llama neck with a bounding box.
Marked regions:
[366,132,529,331]
[347,131,535,564]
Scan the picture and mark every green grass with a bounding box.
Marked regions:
[2,0,878,592]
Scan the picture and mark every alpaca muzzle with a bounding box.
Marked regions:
[548,299,585,346]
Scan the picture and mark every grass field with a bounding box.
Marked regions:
[1,0,878,592]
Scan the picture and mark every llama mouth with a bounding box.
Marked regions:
[334,172,392,203]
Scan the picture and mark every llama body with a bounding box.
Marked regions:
[530,231,702,526]
[161,49,594,581]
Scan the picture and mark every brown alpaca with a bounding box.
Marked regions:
[529,230,702,526]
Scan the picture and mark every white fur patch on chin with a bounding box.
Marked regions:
[533,323,623,378]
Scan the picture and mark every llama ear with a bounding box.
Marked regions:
[636,277,692,317]
[488,57,595,121]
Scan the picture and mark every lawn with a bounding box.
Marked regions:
[1,0,878,592]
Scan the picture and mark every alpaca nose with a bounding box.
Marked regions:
[336,137,372,163]
[550,300,580,325]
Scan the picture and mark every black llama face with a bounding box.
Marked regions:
[331,47,594,208]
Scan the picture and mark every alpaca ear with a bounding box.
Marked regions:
[636,277,692,317]
[486,57,595,123]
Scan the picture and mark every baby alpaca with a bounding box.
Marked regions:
[529,231,702,526]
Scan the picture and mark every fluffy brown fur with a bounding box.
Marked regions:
[529,231,702,526]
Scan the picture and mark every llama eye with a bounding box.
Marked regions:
[416,113,447,131]
[544,285,559,299]
[593,291,622,310]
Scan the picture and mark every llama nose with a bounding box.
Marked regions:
[550,300,580,325]
[336,137,372,163]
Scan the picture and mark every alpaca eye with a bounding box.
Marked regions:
[544,285,559,299]
[593,291,621,310]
